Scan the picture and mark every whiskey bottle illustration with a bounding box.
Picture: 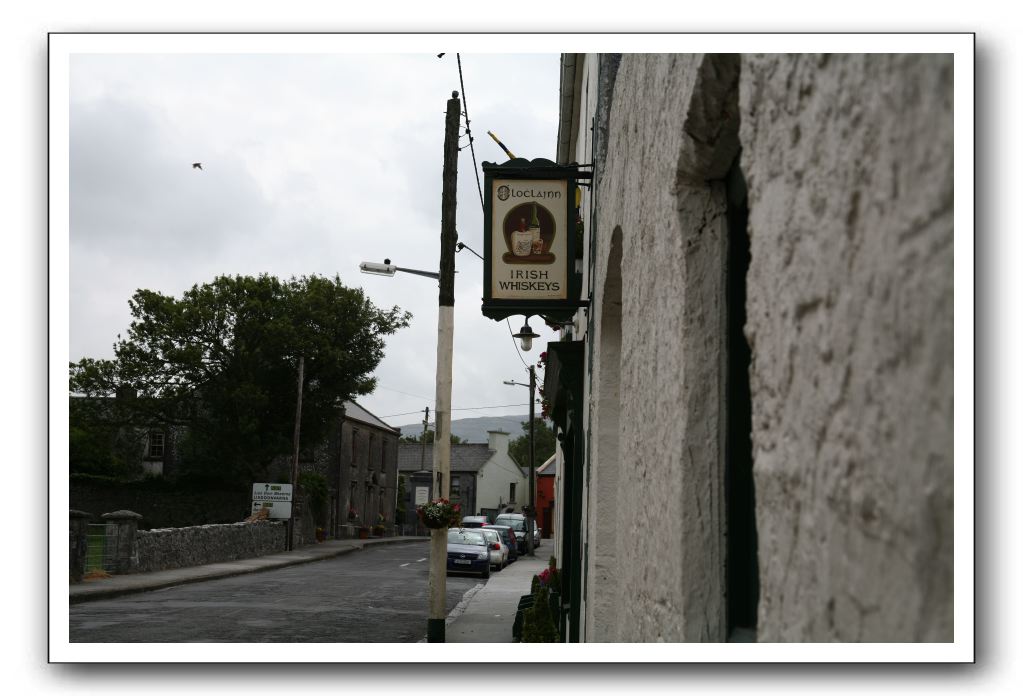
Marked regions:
[511,217,532,257]
[528,203,544,255]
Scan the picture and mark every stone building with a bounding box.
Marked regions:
[331,401,401,536]
[397,430,527,529]
[545,53,953,642]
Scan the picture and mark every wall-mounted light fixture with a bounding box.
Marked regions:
[512,318,540,352]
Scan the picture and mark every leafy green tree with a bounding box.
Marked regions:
[70,274,411,484]
[508,417,556,466]
[69,396,145,479]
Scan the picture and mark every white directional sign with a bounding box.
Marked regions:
[415,487,429,506]
[251,500,292,519]
[252,482,293,502]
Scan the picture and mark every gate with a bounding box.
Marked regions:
[84,523,115,573]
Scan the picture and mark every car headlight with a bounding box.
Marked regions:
[477,552,489,560]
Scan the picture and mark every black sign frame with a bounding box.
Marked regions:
[481,158,590,322]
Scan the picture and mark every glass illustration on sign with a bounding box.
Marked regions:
[503,202,556,264]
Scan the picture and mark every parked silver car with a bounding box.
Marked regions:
[480,527,508,570]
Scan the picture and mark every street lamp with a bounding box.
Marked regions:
[503,366,537,557]
[513,317,540,352]
[360,259,440,281]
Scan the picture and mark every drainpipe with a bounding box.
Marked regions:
[556,54,581,165]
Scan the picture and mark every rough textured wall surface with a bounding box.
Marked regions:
[134,521,286,573]
[739,54,954,641]
[591,54,733,642]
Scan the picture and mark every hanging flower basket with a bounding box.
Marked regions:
[416,498,462,529]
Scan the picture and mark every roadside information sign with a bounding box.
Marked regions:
[252,483,293,502]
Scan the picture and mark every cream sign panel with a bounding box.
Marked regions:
[490,178,568,300]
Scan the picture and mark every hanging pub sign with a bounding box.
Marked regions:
[481,158,589,321]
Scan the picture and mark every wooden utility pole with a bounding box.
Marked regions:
[427,91,460,643]
[419,406,429,470]
[288,355,305,551]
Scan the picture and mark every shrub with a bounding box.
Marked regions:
[298,471,329,527]
[522,585,559,642]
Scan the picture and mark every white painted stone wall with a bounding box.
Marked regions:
[739,54,954,641]
[474,430,527,512]
[588,54,731,642]
[578,53,953,642]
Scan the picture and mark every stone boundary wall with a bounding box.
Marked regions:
[134,521,287,573]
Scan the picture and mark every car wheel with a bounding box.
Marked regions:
[482,565,491,579]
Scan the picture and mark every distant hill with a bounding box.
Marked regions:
[395,414,529,444]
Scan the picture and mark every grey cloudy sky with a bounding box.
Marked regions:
[69,51,561,431]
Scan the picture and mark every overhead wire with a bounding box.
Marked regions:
[446,55,533,373]
[381,403,531,420]
[456,53,486,213]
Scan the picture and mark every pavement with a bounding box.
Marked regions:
[444,552,547,643]
[68,535,549,643]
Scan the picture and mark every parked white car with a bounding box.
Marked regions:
[480,527,508,570]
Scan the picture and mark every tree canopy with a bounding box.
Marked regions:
[70,274,411,482]
[400,430,465,445]
[508,417,556,467]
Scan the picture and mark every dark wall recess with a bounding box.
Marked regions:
[724,155,759,640]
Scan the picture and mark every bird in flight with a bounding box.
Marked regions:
[192,162,202,170]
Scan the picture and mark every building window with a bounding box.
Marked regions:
[451,477,461,500]
[509,482,516,502]
[147,431,165,459]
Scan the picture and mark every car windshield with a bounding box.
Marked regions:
[481,530,499,543]
[499,518,525,531]
[448,530,486,546]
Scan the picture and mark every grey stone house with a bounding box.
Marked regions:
[69,393,184,479]
[300,401,401,537]
[545,53,954,643]
[397,430,527,529]
[71,394,400,538]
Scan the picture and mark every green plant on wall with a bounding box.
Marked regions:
[298,471,329,527]
[396,474,407,524]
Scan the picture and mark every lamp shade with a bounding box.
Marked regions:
[513,321,540,352]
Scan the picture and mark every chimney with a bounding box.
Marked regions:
[487,430,509,453]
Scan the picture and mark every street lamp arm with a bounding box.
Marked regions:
[394,266,441,280]
[360,260,447,281]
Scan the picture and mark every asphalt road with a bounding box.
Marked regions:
[69,541,480,643]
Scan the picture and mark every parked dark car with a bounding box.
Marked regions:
[495,513,539,553]
[446,528,491,579]
[483,524,519,563]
